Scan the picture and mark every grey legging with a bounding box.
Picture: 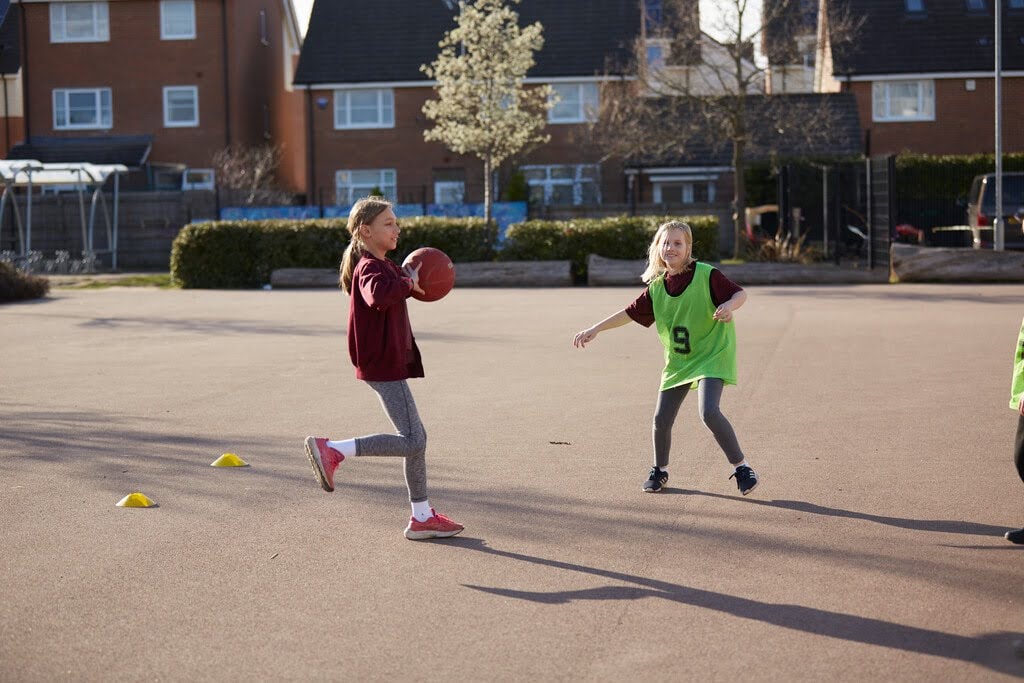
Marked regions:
[653,378,745,467]
[355,380,428,503]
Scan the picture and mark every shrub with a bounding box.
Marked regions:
[171,219,349,288]
[501,214,719,281]
[747,226,821,264]
[0,261,50,302]
[389,216,498,264]
[170,216,497,289]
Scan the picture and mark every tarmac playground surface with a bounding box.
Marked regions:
[1,283,1023,681]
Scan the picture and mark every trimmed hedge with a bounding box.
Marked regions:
[171,219,348,288]
[390,216,497,264]
[170,214,718,288]
[171,216,497,289]
[895,152,1024,200]
[500,215,719,281]
[0,261,50,302]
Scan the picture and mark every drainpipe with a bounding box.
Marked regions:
[220,0,232,146]
[305,89,315,205]
[3,76,10,152]
[19,4,28,139]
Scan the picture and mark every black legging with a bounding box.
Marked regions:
[1016,415,1024,484]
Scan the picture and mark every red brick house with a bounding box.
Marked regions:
[0,3,26,156]
[6,0,306,192]
[292,0,640,209]
[816,0,1024,156]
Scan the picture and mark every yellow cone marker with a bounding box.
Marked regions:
[211,453,249,467]
[116,492,157,508]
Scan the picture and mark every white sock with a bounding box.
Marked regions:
[734,461,750,471]
[326,439,356,458]
[657,466,668,473]
[412,500,432,522]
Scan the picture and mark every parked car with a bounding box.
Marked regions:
[966,172,1024,249]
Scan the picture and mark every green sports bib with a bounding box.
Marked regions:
[651,261,737,391]
[1011,317,1024,411]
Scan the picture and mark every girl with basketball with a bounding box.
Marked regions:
[1006,316,1024,544]
[304,196,464,540]
[572,221,758,495]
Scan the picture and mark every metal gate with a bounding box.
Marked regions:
[866,155,895,270]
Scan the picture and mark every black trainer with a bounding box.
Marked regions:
[1006,528,1024,544]
[730,465,758,495]
[643,466,668,493]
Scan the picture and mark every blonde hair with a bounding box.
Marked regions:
[339,196,393,293]
[641,221,696,284]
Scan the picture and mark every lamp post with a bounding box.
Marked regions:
[995,0,1004,251]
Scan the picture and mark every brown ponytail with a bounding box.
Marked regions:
[339,196,393,293]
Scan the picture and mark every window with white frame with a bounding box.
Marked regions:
[163,86,198,127]
[521,164,600,206]
[334,89,394,129]
[652,178,717,204]
[161,0,196,40]
[53,88,112,129]
[872,80,935,121]
[182,168,215,190]
[50,2,109,43]
[548,83,599,124]
[336,169,397,204]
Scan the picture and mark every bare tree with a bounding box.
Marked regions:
[589,0,861,258]
[421,0,553,226]
[211,144,288,205]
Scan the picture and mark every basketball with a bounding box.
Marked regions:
[402,247,455,302]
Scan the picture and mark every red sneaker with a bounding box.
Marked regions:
[404,508,465,540]
[304,436,344,492]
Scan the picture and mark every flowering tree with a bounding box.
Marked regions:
[422,0,553,225]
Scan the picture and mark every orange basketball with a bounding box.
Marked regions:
[402,247,455,302]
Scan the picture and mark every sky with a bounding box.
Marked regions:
[293,0,313,36]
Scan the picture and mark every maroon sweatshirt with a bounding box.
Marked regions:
[347,253,424,381]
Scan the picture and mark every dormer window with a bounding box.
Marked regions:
[966,0,986,11]
[905,0,925,12]
[647,44,666,69]
[645,0,663,31]
[1010,0,1024,9]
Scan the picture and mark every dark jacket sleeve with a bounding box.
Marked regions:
[358,260,413,311]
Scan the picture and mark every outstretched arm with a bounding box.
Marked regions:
[573,310,632,348]
[713,290,747,323]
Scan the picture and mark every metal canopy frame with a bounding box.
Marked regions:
[0,160,128,269]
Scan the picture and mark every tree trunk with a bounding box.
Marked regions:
[483,155,493,227]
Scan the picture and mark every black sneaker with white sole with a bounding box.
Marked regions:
[1006,528,1024,544]
[643,466,668,492]
[730,465,758,495]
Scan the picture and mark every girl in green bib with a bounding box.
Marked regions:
[1006,316,1024,544]
[572,221,758,495]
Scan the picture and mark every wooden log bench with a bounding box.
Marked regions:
[270,260,572,289]
[891,244,1024,282]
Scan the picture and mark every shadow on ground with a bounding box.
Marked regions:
[446,538,1024,677]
